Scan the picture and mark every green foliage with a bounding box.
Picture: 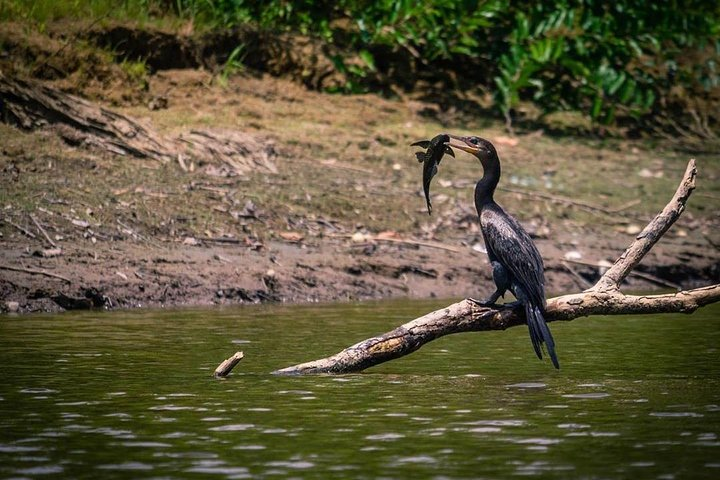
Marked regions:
[348,0,505,60]
[5,0,719,132]
[492,1,720,126]
[182,0,719,130]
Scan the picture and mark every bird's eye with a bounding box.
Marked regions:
[470,138,479,145]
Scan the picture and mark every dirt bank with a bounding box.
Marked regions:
[1,23,718,314]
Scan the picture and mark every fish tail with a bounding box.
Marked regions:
[525,303,559,369]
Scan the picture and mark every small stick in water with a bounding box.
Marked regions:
[213,351,244,378]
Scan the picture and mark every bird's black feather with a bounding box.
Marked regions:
[480,205,546,309]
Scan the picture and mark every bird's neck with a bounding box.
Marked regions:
[474,158,501,211]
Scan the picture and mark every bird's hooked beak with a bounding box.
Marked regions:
[445,134,481,155]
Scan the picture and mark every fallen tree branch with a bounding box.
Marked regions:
[2,217,37,239]
[0,264,72,283]
[274,285,720,375]
[272,158,718,375]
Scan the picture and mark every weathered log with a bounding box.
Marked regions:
[274,159,720,375]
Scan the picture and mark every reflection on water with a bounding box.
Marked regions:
[0,300,719,478]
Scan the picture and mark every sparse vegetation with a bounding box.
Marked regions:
[119,58,149,88]
[217,43,246,87]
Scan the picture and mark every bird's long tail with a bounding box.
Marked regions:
[525,303,559,369]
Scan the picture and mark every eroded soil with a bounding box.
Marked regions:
[1,23,719,314]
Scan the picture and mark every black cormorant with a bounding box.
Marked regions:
[447,134,559,369]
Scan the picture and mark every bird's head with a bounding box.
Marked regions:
[446,135,497,166]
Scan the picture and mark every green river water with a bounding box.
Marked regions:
[1,299,719,479]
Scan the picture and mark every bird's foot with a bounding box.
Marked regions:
[466,297,502,308]
[467,298,522,310]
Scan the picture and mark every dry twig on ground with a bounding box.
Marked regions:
[0,264,72,283]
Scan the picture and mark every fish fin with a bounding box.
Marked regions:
[444,146,455,157]
[415,152,427,163]
[411,140,431,148]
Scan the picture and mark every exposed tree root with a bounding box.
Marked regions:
[0,75,277,175]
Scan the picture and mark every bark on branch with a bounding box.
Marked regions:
[274,159,719,375]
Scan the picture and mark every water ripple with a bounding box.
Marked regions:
[209,424,254,432]
[120,441,171,448]
[20,388,58,394]
[562,393,610,399]
[265,460,315,469]
[514,437,562,445]
[149,404,193,411]
[97,462,154,471]
[507,382,547,389]
[650,412,704,418]
[468,427,502,433]
[186,465,250,475]
[392,455,437,465]
[90,427,135,438]
[15,455,50,462]
[513,461,575,474]
[261,428,287,434]
[463,420,526,427]
[0,445,42,453]
[365,433,404,441]
[15,465,64,475]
